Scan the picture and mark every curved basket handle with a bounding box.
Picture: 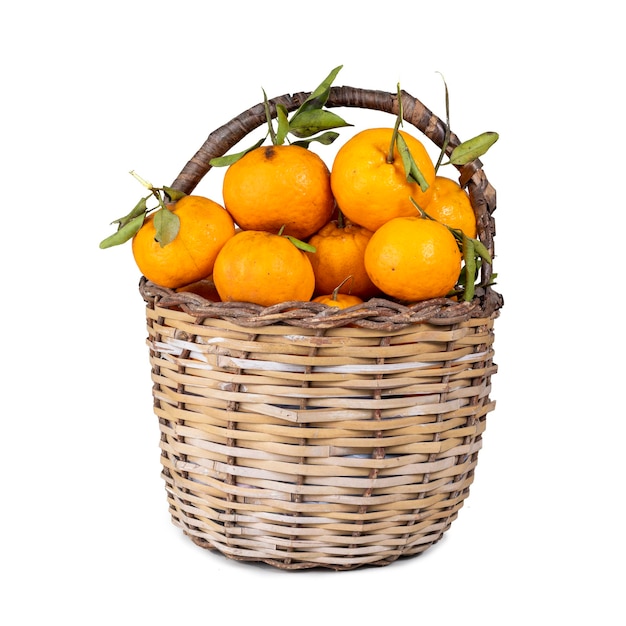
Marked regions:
[170,86,497,288]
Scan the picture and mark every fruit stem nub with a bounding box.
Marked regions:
[333,275,354,299]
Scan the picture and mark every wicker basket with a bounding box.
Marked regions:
[139,85,503,570]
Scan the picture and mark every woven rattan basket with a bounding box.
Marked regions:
[139,85,503,570]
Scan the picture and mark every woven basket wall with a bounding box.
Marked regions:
[139,86,503,570]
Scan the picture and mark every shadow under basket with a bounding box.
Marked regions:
[138,85,503,570]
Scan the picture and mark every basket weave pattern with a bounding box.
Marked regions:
[139,86,502,569]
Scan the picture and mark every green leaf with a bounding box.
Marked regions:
[285,235,316,253]
[111,196,148,229]
[153,208,180,247]
[292,131,340,148]
[462,234,476,301]
[209,137,266,167]
[396,133,430,191]
[293,65,343,116]
[289,109,352,138]
[449,131,499,165]
[162,186,187,202]
[456,264,468,287]
[99,214,145,249]
[473,238,492,264]
[275,103,290,145]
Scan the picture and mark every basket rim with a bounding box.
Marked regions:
[140,277,501,330]
[141,85,503,329]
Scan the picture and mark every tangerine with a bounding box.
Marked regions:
[306,218,379,299]
[176,276,221,301]
[132,195,235,289]
[425,176,477,238]
[330,128,436,232]
[222,144,335,240]
[364,216,461,302]
[212,230,315,306]
[312,292,364,309]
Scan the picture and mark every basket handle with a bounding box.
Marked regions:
[170,85,497,288]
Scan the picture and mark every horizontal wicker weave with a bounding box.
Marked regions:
[139,86,503,570]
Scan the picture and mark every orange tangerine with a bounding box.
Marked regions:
[330,128,436,232]
[222,144,335,240]
[364,216,461,301]
[426,176,477,238]
[132,195,235,289]
[212,229,315,306]
[306,218,379,298]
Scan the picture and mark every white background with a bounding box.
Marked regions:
[2,1,624,624]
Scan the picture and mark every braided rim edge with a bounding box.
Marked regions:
[140,277,501,330]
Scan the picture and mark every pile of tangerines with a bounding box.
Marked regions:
[102,68,497,310]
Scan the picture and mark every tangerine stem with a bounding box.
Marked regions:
[130,170,153,190]
[434,72,451,173]
[263,89,278,145]
[154,190,168,212]
[387,83,403,164]
[333,275,354,299]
